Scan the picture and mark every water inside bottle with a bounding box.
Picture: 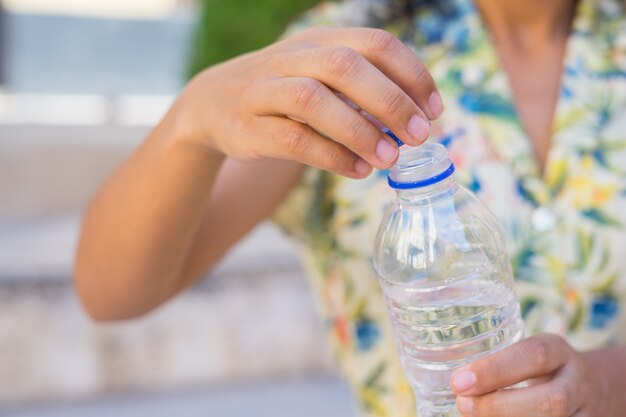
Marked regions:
[381,274,524,417]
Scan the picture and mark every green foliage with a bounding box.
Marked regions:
[188,0,322,78]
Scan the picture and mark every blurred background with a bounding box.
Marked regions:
[0,0,356,416]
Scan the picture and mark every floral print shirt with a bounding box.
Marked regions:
[273,0,626,415]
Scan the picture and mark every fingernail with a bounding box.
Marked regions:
[354,158,372,176]
[456,397,474,415]
[452,370,476,392]
[428,92,444,119]
[407,115,431,142]
[376,139,398,164]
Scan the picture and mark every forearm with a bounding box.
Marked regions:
[75,104,224,321]
[74,25,443,321]
[584,346,626,417]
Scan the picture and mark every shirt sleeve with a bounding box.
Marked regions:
[271,167,323,241]
[281,0,411,37]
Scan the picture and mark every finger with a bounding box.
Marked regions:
[277,45,431,146]
[451,334,570,396]
[456,371,583,417]
[336,94,404,147]
[249,77,399,169]
[335,93,394,133]
[254,116,373,178]
[309,27,444,120]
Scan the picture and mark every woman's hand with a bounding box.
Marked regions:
[175,27,443,178]
[77,26,443,320]
[450,333,615,417]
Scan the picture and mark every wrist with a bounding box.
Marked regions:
[156,93,225,164]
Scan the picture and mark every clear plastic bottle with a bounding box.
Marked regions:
[373,143,524,417]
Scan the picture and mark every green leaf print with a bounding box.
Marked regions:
[574,227,594,271]
[547,158,568,198]
[546,255,567,291]
[520,297,539,318]
[306,171,337,247]
[365,362,387,388]
[591,271,619,294]
[600,140,626,152]
[516,180,541,207]
[359,385,389,416]
[360,362,389,416]
[512,246,534,276]
[349,214,368,228]
[594,139,626,173]
[554,108,586,132]
[568,296,585,332]
[353,298,367,319]
[581,209,621,226]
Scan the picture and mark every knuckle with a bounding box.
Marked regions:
[326,145,347,171]
[293,79,325,112]
[408,62,432,86]
[345,116,371,144]
[525,337,551,370]
[369,29,400,53]
[326,145,342,164]
[483,355,506,382]
[542,385,572,417]
[240,83,264,112]
[260,51,282,71]
[281,125,308,155]
[381,88,409,115]
[325,46,362,79]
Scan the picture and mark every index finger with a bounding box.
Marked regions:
[451,334,571,396]
[309,27,444,120]
[278,45,431,146]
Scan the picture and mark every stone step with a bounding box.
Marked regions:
[0,218,332,404]
[0,213,302,282]
[0,266,334,404]
[0,220,333,403]
[0,121,331,404]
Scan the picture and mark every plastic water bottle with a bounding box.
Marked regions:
[373,143,524,417]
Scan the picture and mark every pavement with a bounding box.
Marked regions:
[0,375,356,417]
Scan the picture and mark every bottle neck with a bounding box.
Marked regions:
[388,143,455,193]
[395,177,458,204]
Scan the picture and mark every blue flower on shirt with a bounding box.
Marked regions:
[356,318,381,351]
[590,294,619,329]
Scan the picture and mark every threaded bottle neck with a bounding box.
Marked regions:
[388,143,455,190]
